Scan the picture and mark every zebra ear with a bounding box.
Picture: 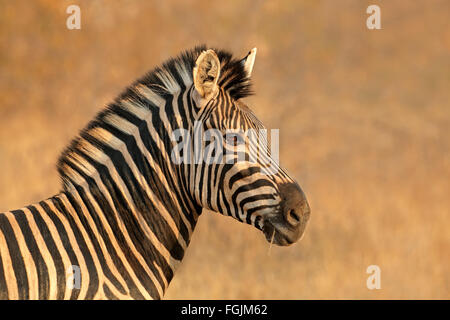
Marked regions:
[193,49,221,100]
[241,48,257,77]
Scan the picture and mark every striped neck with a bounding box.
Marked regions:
[55,171,199,299]
[0,184,200,300]
[52,91,202,298]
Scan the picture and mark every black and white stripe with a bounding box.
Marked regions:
[0,46,306,300]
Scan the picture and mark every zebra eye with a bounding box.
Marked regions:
[225,134,244,146]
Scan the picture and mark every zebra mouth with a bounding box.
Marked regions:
[262,221,296,246]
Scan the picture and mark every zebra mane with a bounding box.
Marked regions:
[57,46,253,189]
[124,45,253,100]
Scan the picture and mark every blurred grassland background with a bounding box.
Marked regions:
[0,0,449,299]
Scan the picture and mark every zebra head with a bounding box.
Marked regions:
[177,48,311,246]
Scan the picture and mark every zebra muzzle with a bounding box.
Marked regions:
[262,183,310,246]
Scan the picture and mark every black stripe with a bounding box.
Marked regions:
[232,180,276,207]
[228,167,261,190]
[0,214,29,299]
[246,204,279,223]
[68,152,160,299]
[149,102,198,229]
[220,187,232,217]
[176,90,189,130]
[113,103,195,242]
[254,215,263,230]
[103,283,119,300]
[27,205,66,300]
[0,223,9,299]
[87,124,185,261]
[231,180,277,222]
[170,65,187,91]
[51,196,99,300]
[62,161,145,299]
[12,209,50,299]
[39,201,80,299]
[238,181,277,223]
[65,188,127,295]
[94,165,163,299]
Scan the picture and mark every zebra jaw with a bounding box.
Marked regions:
[262,219,300,247]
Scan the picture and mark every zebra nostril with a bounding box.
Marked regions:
[288,209,301,224]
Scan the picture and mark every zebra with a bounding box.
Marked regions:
[0,46,310,300]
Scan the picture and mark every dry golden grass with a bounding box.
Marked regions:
[0,0,448,299]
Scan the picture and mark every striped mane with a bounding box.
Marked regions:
[127,45,253,99]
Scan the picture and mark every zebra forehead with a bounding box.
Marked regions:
[236,101,266,130]
[209,100,265,131]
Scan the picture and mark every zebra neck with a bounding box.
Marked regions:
[49,168,202,298]
[0,185,200,300]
